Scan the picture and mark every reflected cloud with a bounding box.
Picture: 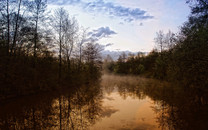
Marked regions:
[104,96,115,101]
[101,106,119,118]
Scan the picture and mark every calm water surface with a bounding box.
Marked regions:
[90,91,158,130]
[0,74,208,130]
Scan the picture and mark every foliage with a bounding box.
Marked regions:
[106,0,208,88]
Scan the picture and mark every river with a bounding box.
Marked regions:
[0,74,208,130]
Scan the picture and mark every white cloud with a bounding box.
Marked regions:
[49,0,154,22]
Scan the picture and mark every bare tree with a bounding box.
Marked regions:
[154,30,165,52]
[155,30,177,52]
[1,0,13,55]
[77,27,88,65]
[30,0,47,58]
[52,8,68,79]
[6,0,11,55]
[164,30,176,49]
[83,42,103,65]
[62,17,79,70]
[10,0,22,55]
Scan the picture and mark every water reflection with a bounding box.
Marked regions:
[99,74,208,130]
[0,81,103,130]
[0,74,208,130]
[145,83,208,130]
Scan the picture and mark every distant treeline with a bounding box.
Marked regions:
[104,0,208,88]
[0,0,103,100]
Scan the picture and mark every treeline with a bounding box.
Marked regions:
[0,0,103,100]
[104,0,208,88]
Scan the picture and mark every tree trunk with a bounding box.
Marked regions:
[6,0,10,56]
[34,14,38,58]
[59,24,62,82]
[11,0,22,55]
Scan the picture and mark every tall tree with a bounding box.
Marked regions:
[83,42,103,65]
[187,0,208,16]
[30,0,47,58]
[164,30,176,49]
[11,0,22,55]
[6,0,10,55]
[4,0,11,56]
[77,28,87,66]
[62,17,78,70]
[154,30,165,52]
[52,8,68,80]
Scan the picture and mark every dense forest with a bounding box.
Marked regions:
[0,0,103,100]
[104,0,208,89]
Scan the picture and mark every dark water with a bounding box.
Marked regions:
[0,74,208,130]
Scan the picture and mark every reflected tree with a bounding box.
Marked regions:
[0,81,104,129]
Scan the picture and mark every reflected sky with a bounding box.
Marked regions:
[90,89,159,130]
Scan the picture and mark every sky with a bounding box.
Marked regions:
[48,0,191,52]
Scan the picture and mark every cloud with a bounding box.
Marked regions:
[119,22,124,25]
[105,43,114,47]
[87,27,117,41]
[49,0,81,5]
[49,0,154,22]
[84,0,153,22]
